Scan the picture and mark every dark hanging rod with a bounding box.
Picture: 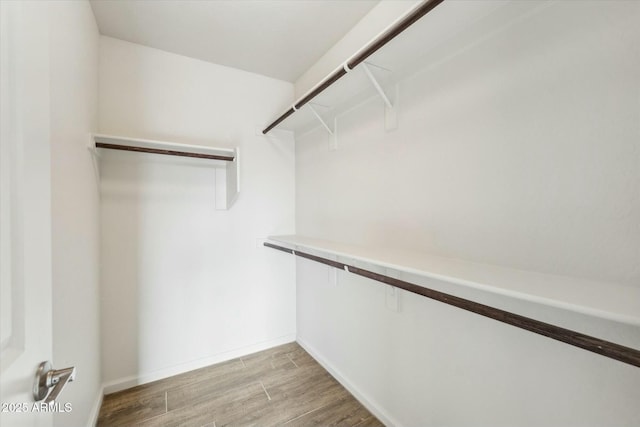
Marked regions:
[264,242,640,368]
[347,0,445,70]
[95,142,235,162]
[262,0,446,135]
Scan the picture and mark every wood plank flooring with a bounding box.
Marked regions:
[97,342,383,427]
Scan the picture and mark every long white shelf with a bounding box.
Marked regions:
[91,134,240,210]
[267,235,640,326]
[266,0,547,137]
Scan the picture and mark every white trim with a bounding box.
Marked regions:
[296,337,400,427]
[87,386,104,427]
[102,334,296,394]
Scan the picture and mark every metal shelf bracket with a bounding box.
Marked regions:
[308,103,338,151]
[361,62,398,131]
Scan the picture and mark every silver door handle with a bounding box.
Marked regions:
[33,361,76,403]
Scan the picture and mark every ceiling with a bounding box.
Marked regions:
[90,0,379,83]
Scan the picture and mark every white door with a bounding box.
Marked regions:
[1,2,54,426]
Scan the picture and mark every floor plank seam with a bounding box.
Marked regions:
[282,397,341,425]
[353,415,375,427]
[258,380,272,401]
[127,406,168,426]
[286,354,299,368]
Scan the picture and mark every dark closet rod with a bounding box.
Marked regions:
[262,0,446,134]
[264,242,640,368]
[95,142,235,162]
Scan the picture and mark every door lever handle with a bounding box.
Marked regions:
[33,361,76,403]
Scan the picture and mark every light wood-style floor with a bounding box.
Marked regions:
[97,342,383,427]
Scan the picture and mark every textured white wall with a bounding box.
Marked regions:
[49,1,102,426]
[296,1,640,425]
[98,37,296,390]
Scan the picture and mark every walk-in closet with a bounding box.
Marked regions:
[1,1,639,426]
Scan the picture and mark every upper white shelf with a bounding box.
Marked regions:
[91,134,240,210]
[93,134,236,161]
[267,235,640,326]
[265,0,545,137]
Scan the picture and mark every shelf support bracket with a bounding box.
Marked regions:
[361,62,398,131]
[308,103,338,151]
[87,135,101,189]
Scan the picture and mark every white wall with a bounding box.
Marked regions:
[49,2,102,426]
[295,1,640,426]
[98,37,296,391]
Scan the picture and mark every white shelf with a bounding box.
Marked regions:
[267,235,640,326]
[92,134,236,159]
[269,0,546,137]
[91,134,240,210]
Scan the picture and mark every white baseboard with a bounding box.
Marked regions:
[296,337,400,427]
[87,386,104,427]
[102,333,296,394]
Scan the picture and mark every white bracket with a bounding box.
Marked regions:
[361,62,398,131]
[385,286,399,312]
[307,103,338,151]
[215,147,240,210]
[328,263,339,286]
[87,134,101,189]
[385,268,401,312]
[321,252,340,286]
